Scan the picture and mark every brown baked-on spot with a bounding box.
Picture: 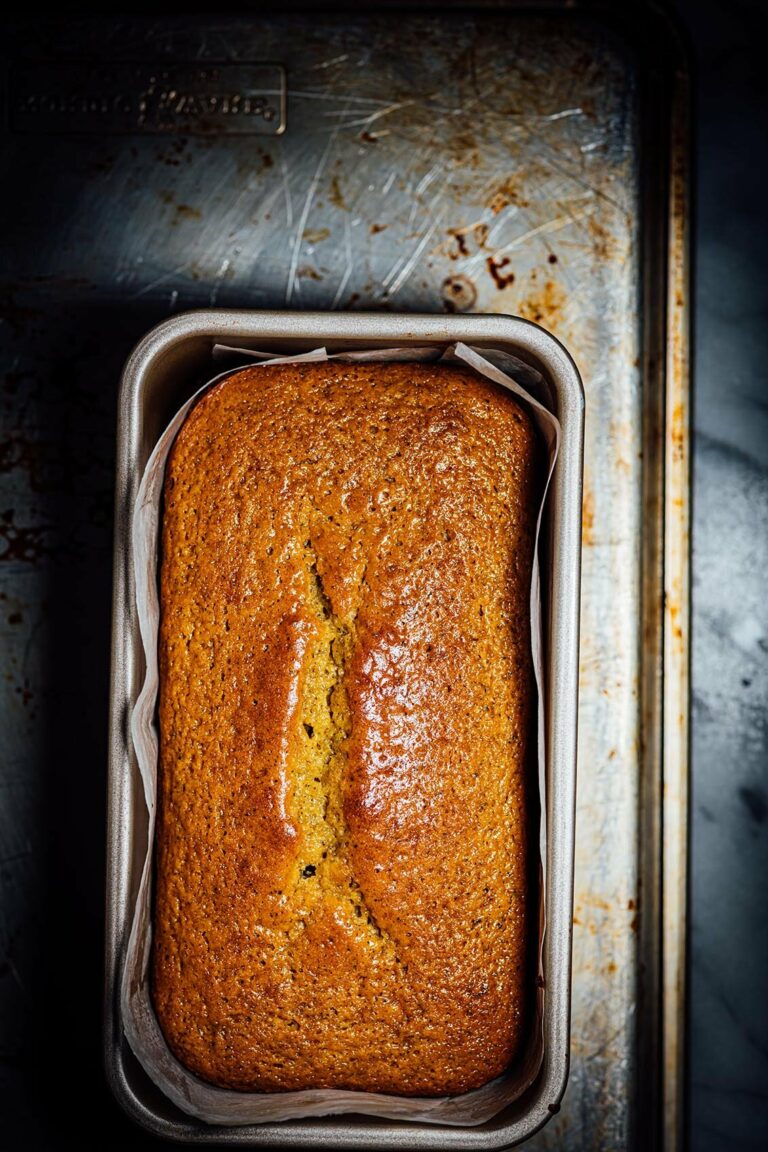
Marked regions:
[153,361,538,1095]
[441,274,477,312]
[487,255,516,290]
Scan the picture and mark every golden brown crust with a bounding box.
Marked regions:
[153,360,538,1095]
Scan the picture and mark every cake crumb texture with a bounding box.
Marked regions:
[153,360,538,1095]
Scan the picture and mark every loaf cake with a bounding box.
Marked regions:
[153,359,538,1095]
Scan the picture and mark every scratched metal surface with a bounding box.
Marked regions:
[1,10,642,1149]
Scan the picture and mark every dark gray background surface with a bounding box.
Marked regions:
[675,0,768,1149]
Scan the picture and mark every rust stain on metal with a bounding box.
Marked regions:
[572,885,641,957]
[518,278,566,327]
[446,222,490,261]
[0,509,50,564]
[585,213,622,262]
[450,132,483,171]
[486,174,529,215]
[303,227,331,243]
[579,895,613,912]
[582,485,595,546]
[173,204,202,223]
[441,275,477,313]
[329,175,347,210]
[486,255,515,290]
[473,222,490,247]
[157,189,202,221]
[670,401,686,462]
[235,149,273,177]
[449,229,470,257]
[667,597,684,648]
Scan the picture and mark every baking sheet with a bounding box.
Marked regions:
[0,4,688,1147]
[124,342,559,1125]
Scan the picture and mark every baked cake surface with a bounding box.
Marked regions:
[153,360,538,1094]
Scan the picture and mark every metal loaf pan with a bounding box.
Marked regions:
[106,309,584,1148]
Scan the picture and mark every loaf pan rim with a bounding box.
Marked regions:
[106,307,583,1149]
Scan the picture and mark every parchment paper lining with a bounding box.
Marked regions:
[123,342,560,1127]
